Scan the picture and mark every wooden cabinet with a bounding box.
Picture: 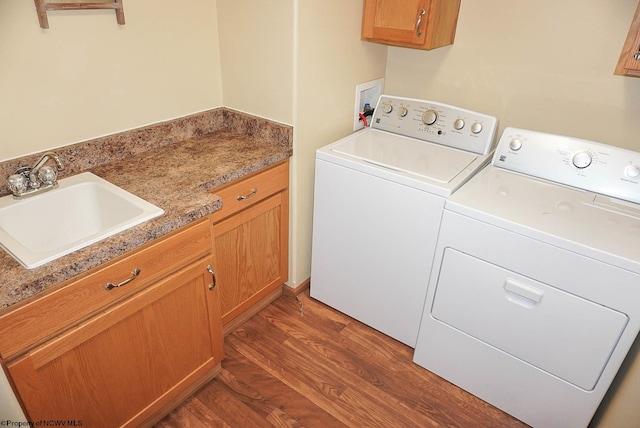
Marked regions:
[1,220,224,427]
[209,161,289,333]
[616,1,640,77]
[361,0,461,50]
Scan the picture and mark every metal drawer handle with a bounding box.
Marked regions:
[207,264,217,290]
[415,8,426,37]
[237,188,257,201]
[105,268,141,290]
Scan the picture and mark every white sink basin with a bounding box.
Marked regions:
[0,172,164,269]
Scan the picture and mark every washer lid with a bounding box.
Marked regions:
[330,129,478,183]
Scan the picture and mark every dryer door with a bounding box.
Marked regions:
[430,248,628,391]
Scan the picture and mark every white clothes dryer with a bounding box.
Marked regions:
[413,127,640,427]
[310,95,498,347]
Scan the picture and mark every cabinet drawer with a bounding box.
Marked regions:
[0,219,211,359]
[209,161,288,223]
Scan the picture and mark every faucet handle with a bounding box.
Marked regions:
[38,166,58,185]
[7,174,28,196]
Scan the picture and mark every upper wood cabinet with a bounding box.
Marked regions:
[361,0,461,50]
[616,1,640,77]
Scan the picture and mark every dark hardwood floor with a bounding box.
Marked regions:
[156,290,528,427]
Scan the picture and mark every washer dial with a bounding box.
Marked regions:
[470,122,483,134]
[382,104,393,114]
[572,151,593,169]
[625,164,640,179]
[397,106,408,117]
[422,109,438,125]
[453,118,465,130]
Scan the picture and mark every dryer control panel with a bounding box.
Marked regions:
[493,127,640,204]
[371,95,498,155]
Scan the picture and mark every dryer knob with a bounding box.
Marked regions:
[625,164,640,179]
[572,151,593,169]
[422,109,438,125]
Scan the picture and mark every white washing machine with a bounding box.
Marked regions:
[413,127,640,427]
[310,95,498,347]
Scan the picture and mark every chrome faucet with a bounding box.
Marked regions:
[28,152,65,189]
[7,152,65,199]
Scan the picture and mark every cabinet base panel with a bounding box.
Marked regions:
[223,286,283,336]
[139,363,222,428]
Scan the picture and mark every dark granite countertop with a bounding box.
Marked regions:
[0,110,292,310]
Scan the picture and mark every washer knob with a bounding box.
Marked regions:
[453,118,465,130]
[572,151,593,169]
[625,164,640,179]
[397,106,408,117]
[509,139,523,151]
[470,122,483,134]
[422,109,438,125]
[382,104,393,114]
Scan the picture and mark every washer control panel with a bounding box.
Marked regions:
[493,127,640,204]
[370,95,498,155]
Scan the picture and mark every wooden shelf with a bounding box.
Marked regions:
[34,0,125,29]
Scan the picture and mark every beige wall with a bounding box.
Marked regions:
[216,0,387,288]
[217,0,294,125]
[291,1,387,287]
[383,1,640,425]
[0,0,223,161]
[385,0,640,151]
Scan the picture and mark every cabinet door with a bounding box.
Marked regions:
[620,27,640,75]
[623,35,640,73]
[616,1,640,77]
[8,259,223,427]
[362,0,429,46]
[361,0,460,50]
[211,192,288,326]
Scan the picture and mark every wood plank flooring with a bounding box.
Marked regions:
[156,291,528,427]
